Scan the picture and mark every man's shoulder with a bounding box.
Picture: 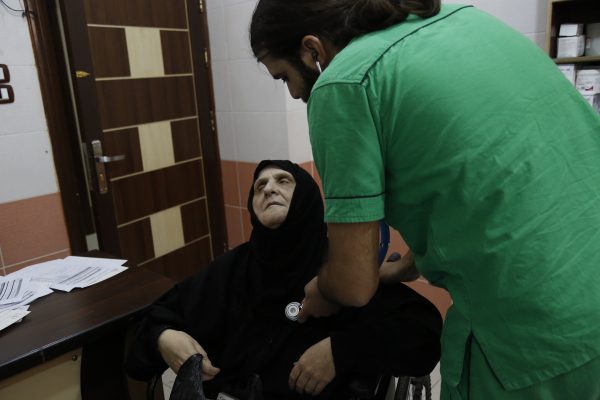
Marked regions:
[312,4,473,91]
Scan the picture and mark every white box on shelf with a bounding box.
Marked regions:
[559,23,585,37]
[558,64,577,85]
[556,35,585,58]
[557,35,586,58]
[582,94,600,114]
[576,69,600,95]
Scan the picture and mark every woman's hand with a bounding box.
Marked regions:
[379,250,420,283]
[297,277,341,323]
[289,337,336,396]
[157,329,220,380]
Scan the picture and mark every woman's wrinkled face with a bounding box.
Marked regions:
[252,167,296,229]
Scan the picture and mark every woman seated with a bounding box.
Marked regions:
[126,160,442,399]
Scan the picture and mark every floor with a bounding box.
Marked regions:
[162,362,442,399]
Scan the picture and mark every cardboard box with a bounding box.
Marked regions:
[559,23,585,37]
[558,64,577,85]
[557,35,586,58]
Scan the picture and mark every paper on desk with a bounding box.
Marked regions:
[0,282,53,312]
[0,276,31,305]
[8,256,127,292]
[0,306,30,332]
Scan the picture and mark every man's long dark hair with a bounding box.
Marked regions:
[250,0,441,60]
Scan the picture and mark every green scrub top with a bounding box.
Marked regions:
[307,4,600,391]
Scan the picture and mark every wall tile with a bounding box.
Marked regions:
[233,112,289,163]
[299,162,313,177]
[206,0,224,12]
[443,0,547,35]
[221,160,241,206]
[5,249,71,275]
[215,111,237,160]
[286,109,312,164]
[224,2,255,60]
[228,59,286,112]
[0,7,35,66]
[212,61,232,112]
[525,32,547,50]
[222,0,254,7]
[237,161,257,203]
[207,5,228,61]
[0,246,4,274]
[285,91,307,112]
[241,208,252,241]
[0,132,59,203]
[225,205,244,248]
[0,66,48,136]
[0,193,70,267]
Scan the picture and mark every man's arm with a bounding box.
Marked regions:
[318,221,380,307]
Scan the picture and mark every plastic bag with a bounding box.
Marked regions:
[169,353,208,400]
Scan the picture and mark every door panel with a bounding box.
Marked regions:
[96,77,197,129]
[60,0,223,281]
[83,0,187,29]
[88,27,130,78]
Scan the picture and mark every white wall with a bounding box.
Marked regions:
[444,0,548,49]
[0,0,550,198]
[0,3,57,204]
[205,0,549,166]
[206,0,312,165]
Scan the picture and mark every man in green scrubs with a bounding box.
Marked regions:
[250,1,600,397]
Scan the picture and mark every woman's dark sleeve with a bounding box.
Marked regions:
[330,283,442,378]
[124,270,210,381]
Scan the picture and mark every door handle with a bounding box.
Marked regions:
[94,154,126,163]
[91,140,126,194]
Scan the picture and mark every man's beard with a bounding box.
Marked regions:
[289,57,320,103]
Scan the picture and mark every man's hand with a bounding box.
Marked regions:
[288,337,336,396]
[297,277,341,323]
[379,250,420,283]
[157,329,220,380]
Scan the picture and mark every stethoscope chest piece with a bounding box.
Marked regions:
[285,301,302,321]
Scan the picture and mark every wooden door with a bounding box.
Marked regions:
[59,0,226,281]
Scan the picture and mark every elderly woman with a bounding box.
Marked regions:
[126,160,442,399]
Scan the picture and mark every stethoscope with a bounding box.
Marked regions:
[284,221,391,321]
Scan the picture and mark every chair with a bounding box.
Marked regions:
[147,372,431,400]
[347,374,432,400]
[393,375,432,400]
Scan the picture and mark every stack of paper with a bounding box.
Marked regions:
[0,306,31,331]
[12,256,128,292]
[0,256,128,332]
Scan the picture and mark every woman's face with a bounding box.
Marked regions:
[252,167,296,229]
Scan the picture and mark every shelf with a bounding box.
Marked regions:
[554,55,600,64]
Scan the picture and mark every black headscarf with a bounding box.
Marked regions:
[246,160,327,306]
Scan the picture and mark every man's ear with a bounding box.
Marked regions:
[300,35,330,71]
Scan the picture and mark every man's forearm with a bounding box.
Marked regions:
[317,222,380,307]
